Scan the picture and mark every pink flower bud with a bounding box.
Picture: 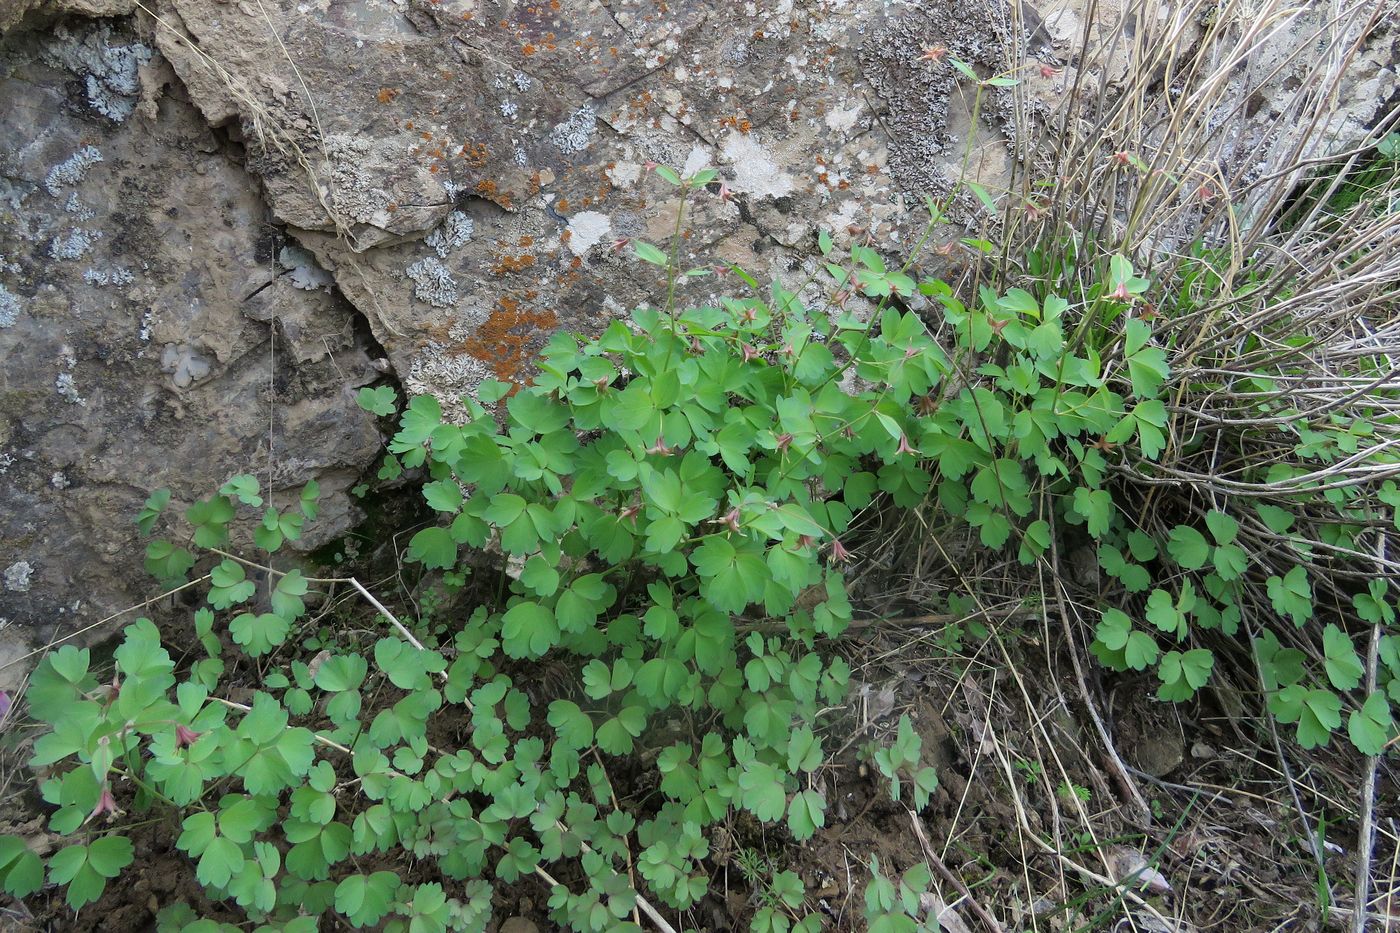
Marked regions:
[175,724,201,748]
[895,433,919,456]
[741,343,760,363]
[89,784,120,823]
[830,538,852,563]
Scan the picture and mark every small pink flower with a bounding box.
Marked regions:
[797,534,816,549]
[741,343,760,363]
[830,538,852,563]
[741,306,758,323]
[713,264,732,277]
[690,336,704,353]
[1023,200,1046,221]
[646,436,676,456]
[919,44,948,63]
[1111,151,1132,167]
[832,289,852,307]
[717,181,732,202]
[1039,63,1060,79]
[711,508,742,533]
[175,724,201,748]
[895,433,919,456]
[934,241,958,257]
[904,345,919,359]
[1196,183,1215,202]
[89,784,120,823]
[643,161,659,172]
[619,504,640,523]
[611,236,631,253]
[774,432,794,452]
[1110,282,1131,301]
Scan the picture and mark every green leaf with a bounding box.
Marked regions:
[208,560,255,610]
[1204,510,1239,545]
[737,762,786,822]
[1266,565,1312,626]
[136,489,170,535]
[1322,624,1364,691]
[654,165,682,186]
[220,474,263,507]
[356,386,398,416]
[408,526,457,570]
[964,180,998,214]
[501,602,559,659]
[1348,691,1392,755]
[519,555,560,597]
[1072,487,1113,537]
[787,789,826,841]
[0,837,43,897]
[1157,648,1214,701]
[634,241,669,266]
[1166,525,1209,569]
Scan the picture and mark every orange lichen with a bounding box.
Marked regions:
[556,198,570,213]
[461,297,557,383]
[376,87,398,103]
[522,44,537,56]
[518,236,535,247]
[492,254,537,275]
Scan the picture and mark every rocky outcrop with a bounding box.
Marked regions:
[0,16,384,681]
[0,0,1394,683]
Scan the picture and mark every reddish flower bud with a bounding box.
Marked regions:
[646,436,676,456]
[711,508,742,534]
[88,784,120,823]
[895,433,919,456]
[741,343,760,363]
[1111,150,1132,167]
[774,432,794,452]
[830,538,852,563]
[175,724,201,748]
[1039,63,1060,78]
[797,534,816,549]
[717,181,732,202]
[611,236,631,253]
[1110,282,1131,301]
[919,44,948,63]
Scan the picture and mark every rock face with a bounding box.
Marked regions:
[0,0,1394,677]
[0,15,384,678]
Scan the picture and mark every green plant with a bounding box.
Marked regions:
[8,142,1398,929]
[863,857,937,933]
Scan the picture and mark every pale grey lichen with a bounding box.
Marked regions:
[550,106,597,155]
[38,22,152,122]
[406,256,458,308]
[3,561,33,593]
[161,344,212,388]
[49,228,102,261]
[64,194,95,219]
[425,211,474,258]
[83,266,134,287]
[55,372,85,404]
[44,146,103,196]
[0,284,19,328]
